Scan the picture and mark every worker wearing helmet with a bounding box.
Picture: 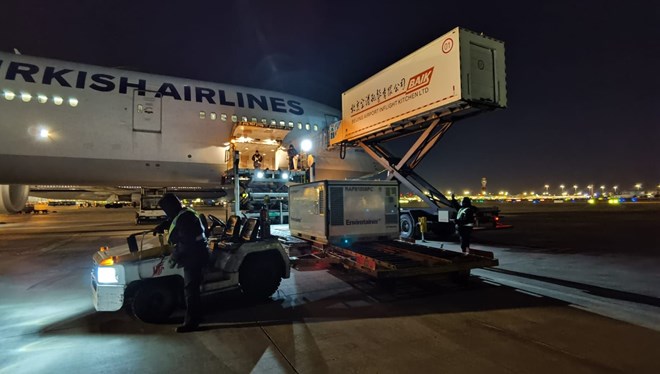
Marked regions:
[157,193,208,333]
[452,194,476,255]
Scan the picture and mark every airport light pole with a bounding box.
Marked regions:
[544,184,549,195]
[588,184,594,197]
[600,185,606,196]
[613,185,618,195]
[573,185,578,195]
[635,183,642,192]
[560,184,565,195]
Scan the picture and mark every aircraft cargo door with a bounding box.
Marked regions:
[468,44,496,103]
[133,90,162,133]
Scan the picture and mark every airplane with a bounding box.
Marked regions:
[0,51,379,213]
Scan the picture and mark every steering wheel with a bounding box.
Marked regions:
[208,214,226,233]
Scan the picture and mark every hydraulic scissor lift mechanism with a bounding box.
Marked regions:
[330,27,506,227]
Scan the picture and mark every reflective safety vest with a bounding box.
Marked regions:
[167,207,207,244]
[456,207,475,227]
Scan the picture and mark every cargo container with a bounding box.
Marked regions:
[288,180,400,244]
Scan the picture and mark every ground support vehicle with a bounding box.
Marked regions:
[284,180,498,281]
[92,215,290,323]
[328,28,509,240]
[135,187,167,225]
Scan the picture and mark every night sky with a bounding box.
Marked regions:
[1,1,658,194]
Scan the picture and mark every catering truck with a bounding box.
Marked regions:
[329,27,508,240]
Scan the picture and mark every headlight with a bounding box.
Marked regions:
[97,267,118,283]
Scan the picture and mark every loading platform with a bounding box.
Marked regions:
[272,225,498,279]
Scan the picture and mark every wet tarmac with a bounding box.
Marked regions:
[1,206,660,373]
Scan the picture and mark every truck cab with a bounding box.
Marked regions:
[135,188,167,225]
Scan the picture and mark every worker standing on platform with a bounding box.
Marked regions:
[252,150,263,169]
[452,194,476,255]
[287,144,298,170]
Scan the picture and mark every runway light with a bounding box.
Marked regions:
[588,199,595,204]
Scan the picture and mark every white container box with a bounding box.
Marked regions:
[289,180,400,244]
[332,27,506,144]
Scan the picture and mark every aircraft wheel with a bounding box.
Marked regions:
[132,281,176,323]
[239,253,282,301]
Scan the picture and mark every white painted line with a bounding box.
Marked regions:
[515,288,543,298]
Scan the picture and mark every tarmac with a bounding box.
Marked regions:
[1,208,660,373]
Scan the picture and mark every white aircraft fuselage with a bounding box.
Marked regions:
[0,51,378,212]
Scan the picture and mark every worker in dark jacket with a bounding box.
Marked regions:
[451,194,476,255]
[287,144,298,170]
[157,193,208,333]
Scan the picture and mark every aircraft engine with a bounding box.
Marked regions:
[0,184,30,214]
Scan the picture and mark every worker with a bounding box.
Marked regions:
[251,149,263,169]
[305,153,315,182]
[156,193,208,333]
[451,194,476,255]
[287,144,298,170]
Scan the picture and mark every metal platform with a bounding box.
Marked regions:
[271,225,498,279]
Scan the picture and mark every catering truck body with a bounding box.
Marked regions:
[330,27,507,239]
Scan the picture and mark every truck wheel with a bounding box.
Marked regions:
[399,213,417,240]
[239,254,282,301]
[132,281,176,323]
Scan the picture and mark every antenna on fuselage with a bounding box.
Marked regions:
[13,48,21,55]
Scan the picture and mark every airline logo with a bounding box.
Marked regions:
[348,66,435,116]
[406,67,434,93]
[0,58,305,115]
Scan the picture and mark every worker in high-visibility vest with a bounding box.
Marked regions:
[157,193,208,333]
[452,194,476,255]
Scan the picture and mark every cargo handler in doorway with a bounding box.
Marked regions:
[156,193,208,333]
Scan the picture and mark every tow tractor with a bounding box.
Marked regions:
[92,214,290,323]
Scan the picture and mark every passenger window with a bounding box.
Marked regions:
[210,112,217,120]
[297,123,302,129]
[288,121,294,128]
[271,119,276,126]
[221,113,227,121]
[251,117,257,122]
[313,124,319,131]
[231,115,238,122]
[137,104,144,113]
[279,120,285,127]
[261,118,267,124]
[241,116,248,122]
[305,123,310,130]
[199,111,206,119]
